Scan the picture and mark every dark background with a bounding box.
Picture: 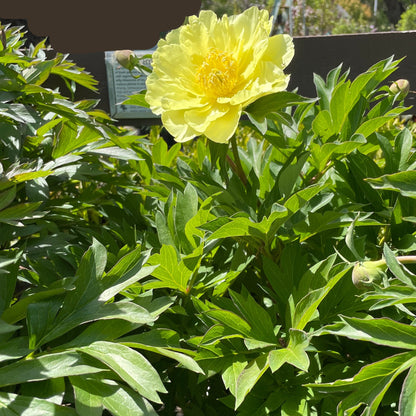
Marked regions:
[1,0,202,53]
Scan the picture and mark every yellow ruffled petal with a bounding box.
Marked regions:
[184,104,228,131]
[161,111,199,142]
[263,34,295,70]
[203,106,242,143]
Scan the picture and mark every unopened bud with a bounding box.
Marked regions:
[352,260,387,289]
[389,79,410,99]
[114,50,137,71]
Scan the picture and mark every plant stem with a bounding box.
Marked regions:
[230,136,247,186]
[394,256,416,264]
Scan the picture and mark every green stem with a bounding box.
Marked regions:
[396,256,416,264]
[230,136,247,186]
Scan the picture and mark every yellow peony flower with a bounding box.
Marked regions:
[145,7,294,143]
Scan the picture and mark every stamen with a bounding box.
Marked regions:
[197,49,238,98]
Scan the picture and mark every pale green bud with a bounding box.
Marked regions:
[114,50,137,71]
[389,79,410,99]
[352,260,387,289]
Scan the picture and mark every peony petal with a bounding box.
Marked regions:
[263,34,295,70]
[184,104,228,131]
[162,111,199,142]
[203,106,242,143]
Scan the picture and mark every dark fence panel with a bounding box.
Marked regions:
[50,31,416,124]
[289,31,416,100]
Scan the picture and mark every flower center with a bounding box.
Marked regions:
[197,49,238,98]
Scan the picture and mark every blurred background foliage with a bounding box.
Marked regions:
[201,0,416,35]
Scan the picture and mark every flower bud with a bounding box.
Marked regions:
[352,260,387,289]
[389,79,410,99]
[114,50,137,71]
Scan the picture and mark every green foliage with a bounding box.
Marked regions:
[2,22,416,416]
[201,0,273,16]
[397,4,416,30]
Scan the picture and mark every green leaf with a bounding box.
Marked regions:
[0,392,78,415]
[87,146,143,161]
[309,352,416,416]
[329,81,349,132]
[99,249,154,302]
[27,299,61,349]
[313,64,344,111]
[58,239,107,318]
[284,184,327,215]
[19,377,66,406]
[347,151,384,210]
[292,265,350,330]
[123,93,150,108]
[203,309,252,338]
[345,214,365,261]
[278,152,309,197]
[312,110,334,140]
[269,329,310,373]
[0,336,31,363]
[399,364,416,416]
[52,124,101,159]
[0,351,108,387]
[39,300,156,347]
[317,316,416,350]
[228,287,276,344]
[72,377,103,416]
[0,319,21,335]
[0,185,16,211]
[2,287,68,324]
[208,216,266,241]
[0,102,38,123]
[120,337,204,374]
[175,183,198,253]
[245,91,315,121]
[222,359,248,397]
[234,354,269,409]
[394,128,413,171]
[309,141,364,172]
[70,376,158,416]
[367,170,416,198]
[155,211,176,247]
[147,244,203,293]
[384,244,416,288]
[78,341,167,404]
[23,60,55,85]
[0,201,43,224]
[355,115,401,138]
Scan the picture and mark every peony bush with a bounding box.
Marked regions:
[1,8,416,415]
